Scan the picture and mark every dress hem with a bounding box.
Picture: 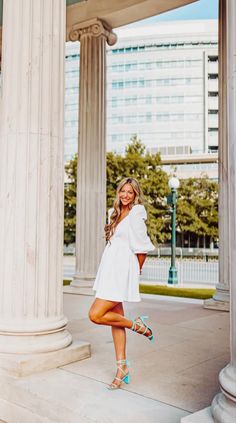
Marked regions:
[94,294,141,303]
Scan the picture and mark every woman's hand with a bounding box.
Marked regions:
[136,253,147,274]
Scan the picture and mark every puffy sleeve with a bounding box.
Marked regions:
[108,208,114,224]
[128,205,155,254]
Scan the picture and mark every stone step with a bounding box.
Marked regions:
[181,407,213,422]
[0,367,188,423]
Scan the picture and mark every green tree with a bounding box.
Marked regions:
[64,154,77,245]
[177,176,218,243]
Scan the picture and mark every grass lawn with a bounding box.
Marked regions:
[64,279,72,286]
[63,279,215,300]
[140,284,215,299]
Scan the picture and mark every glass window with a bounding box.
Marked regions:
[146,113,152,122]
[145,80,152,87]
[208,56,218,62]
[208,92,219,97]
[208,74,218,79]
[112,97,118,107]
[156,96,169,103]
[145,62,152,70]
[172,114,184,121]
[156,114,169,121]
[111,116,123,124]
[126,116,137,124]
[145,96,152,104]
[112,81,124,89]
[139,115,146,123]
[171,96,184,103]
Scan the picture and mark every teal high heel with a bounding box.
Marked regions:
[107,359,130,390]
[131,315,154,343]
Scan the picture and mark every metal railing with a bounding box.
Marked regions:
[140,258,218,287]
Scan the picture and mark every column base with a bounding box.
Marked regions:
[211,393,236,423]
[204,298,230,311]
[213,286,230,303]
[181,407,213,422]
[0,339,91,377]
[0,328,73,354]
[69,277,95,295]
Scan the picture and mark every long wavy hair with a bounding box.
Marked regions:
[106,177,144,242]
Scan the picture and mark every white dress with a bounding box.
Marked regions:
[93,204,155,302]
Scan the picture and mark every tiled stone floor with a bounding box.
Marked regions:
[63,292,230,414]
[0,293,229,423]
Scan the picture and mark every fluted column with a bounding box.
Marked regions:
[69,19,116,286]
[211,1,236,421]
[204,0,230,312]
[0,0,72,353]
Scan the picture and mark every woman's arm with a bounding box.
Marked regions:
[136,253,147,274]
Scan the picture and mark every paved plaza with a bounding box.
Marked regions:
[64,292,229,419]
[0,291,230,422]
[41,292,231,421]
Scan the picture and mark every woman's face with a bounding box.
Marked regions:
[119,183,135,207]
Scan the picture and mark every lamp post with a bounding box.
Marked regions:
[167,176,180,285]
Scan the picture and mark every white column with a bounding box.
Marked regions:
[204,0,230,312]
[0,0,72,353]
[211,1,236,421]
[69,19,116,287]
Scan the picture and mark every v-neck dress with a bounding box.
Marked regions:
[93,204,155,302]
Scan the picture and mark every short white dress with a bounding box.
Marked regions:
[93,204,155,302]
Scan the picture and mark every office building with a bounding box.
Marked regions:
[65,20,218,178]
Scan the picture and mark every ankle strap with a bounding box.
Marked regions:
[116,359,129,366]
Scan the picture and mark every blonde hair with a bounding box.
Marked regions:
[106,177,144,241]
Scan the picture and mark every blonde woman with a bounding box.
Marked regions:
[89,177,155,390]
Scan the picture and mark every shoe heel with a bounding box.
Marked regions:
[123,374,130,384]
[149,334,155,343]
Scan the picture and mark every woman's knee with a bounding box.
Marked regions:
[88,308,102,324]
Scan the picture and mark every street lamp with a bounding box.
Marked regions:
[167,176,180,285]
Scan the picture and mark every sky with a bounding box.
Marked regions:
[129,0,218,27]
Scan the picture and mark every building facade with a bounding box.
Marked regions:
[65,19,218,166]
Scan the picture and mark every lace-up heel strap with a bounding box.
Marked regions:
[114,376,123,382]
[131,319,144,333]
[116,359,130,366]
[131,319,148,335]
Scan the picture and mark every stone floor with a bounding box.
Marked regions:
[63,293,230,415]
[0,293,230,423]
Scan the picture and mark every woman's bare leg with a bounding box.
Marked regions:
[111,302,126,360]
[88,298,152,338]
[88,298,152,387]
[110,302,128,388]
[89,298,132,328]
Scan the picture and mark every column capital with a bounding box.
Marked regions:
[69,18,117,45]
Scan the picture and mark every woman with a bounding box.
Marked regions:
[89,177,155,390]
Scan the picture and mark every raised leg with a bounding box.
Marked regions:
[88,298,153,337]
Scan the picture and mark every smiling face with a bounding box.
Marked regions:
[119,183,135,207]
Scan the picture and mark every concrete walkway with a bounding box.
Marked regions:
[0,292,229,423]
[61,292,229,421]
